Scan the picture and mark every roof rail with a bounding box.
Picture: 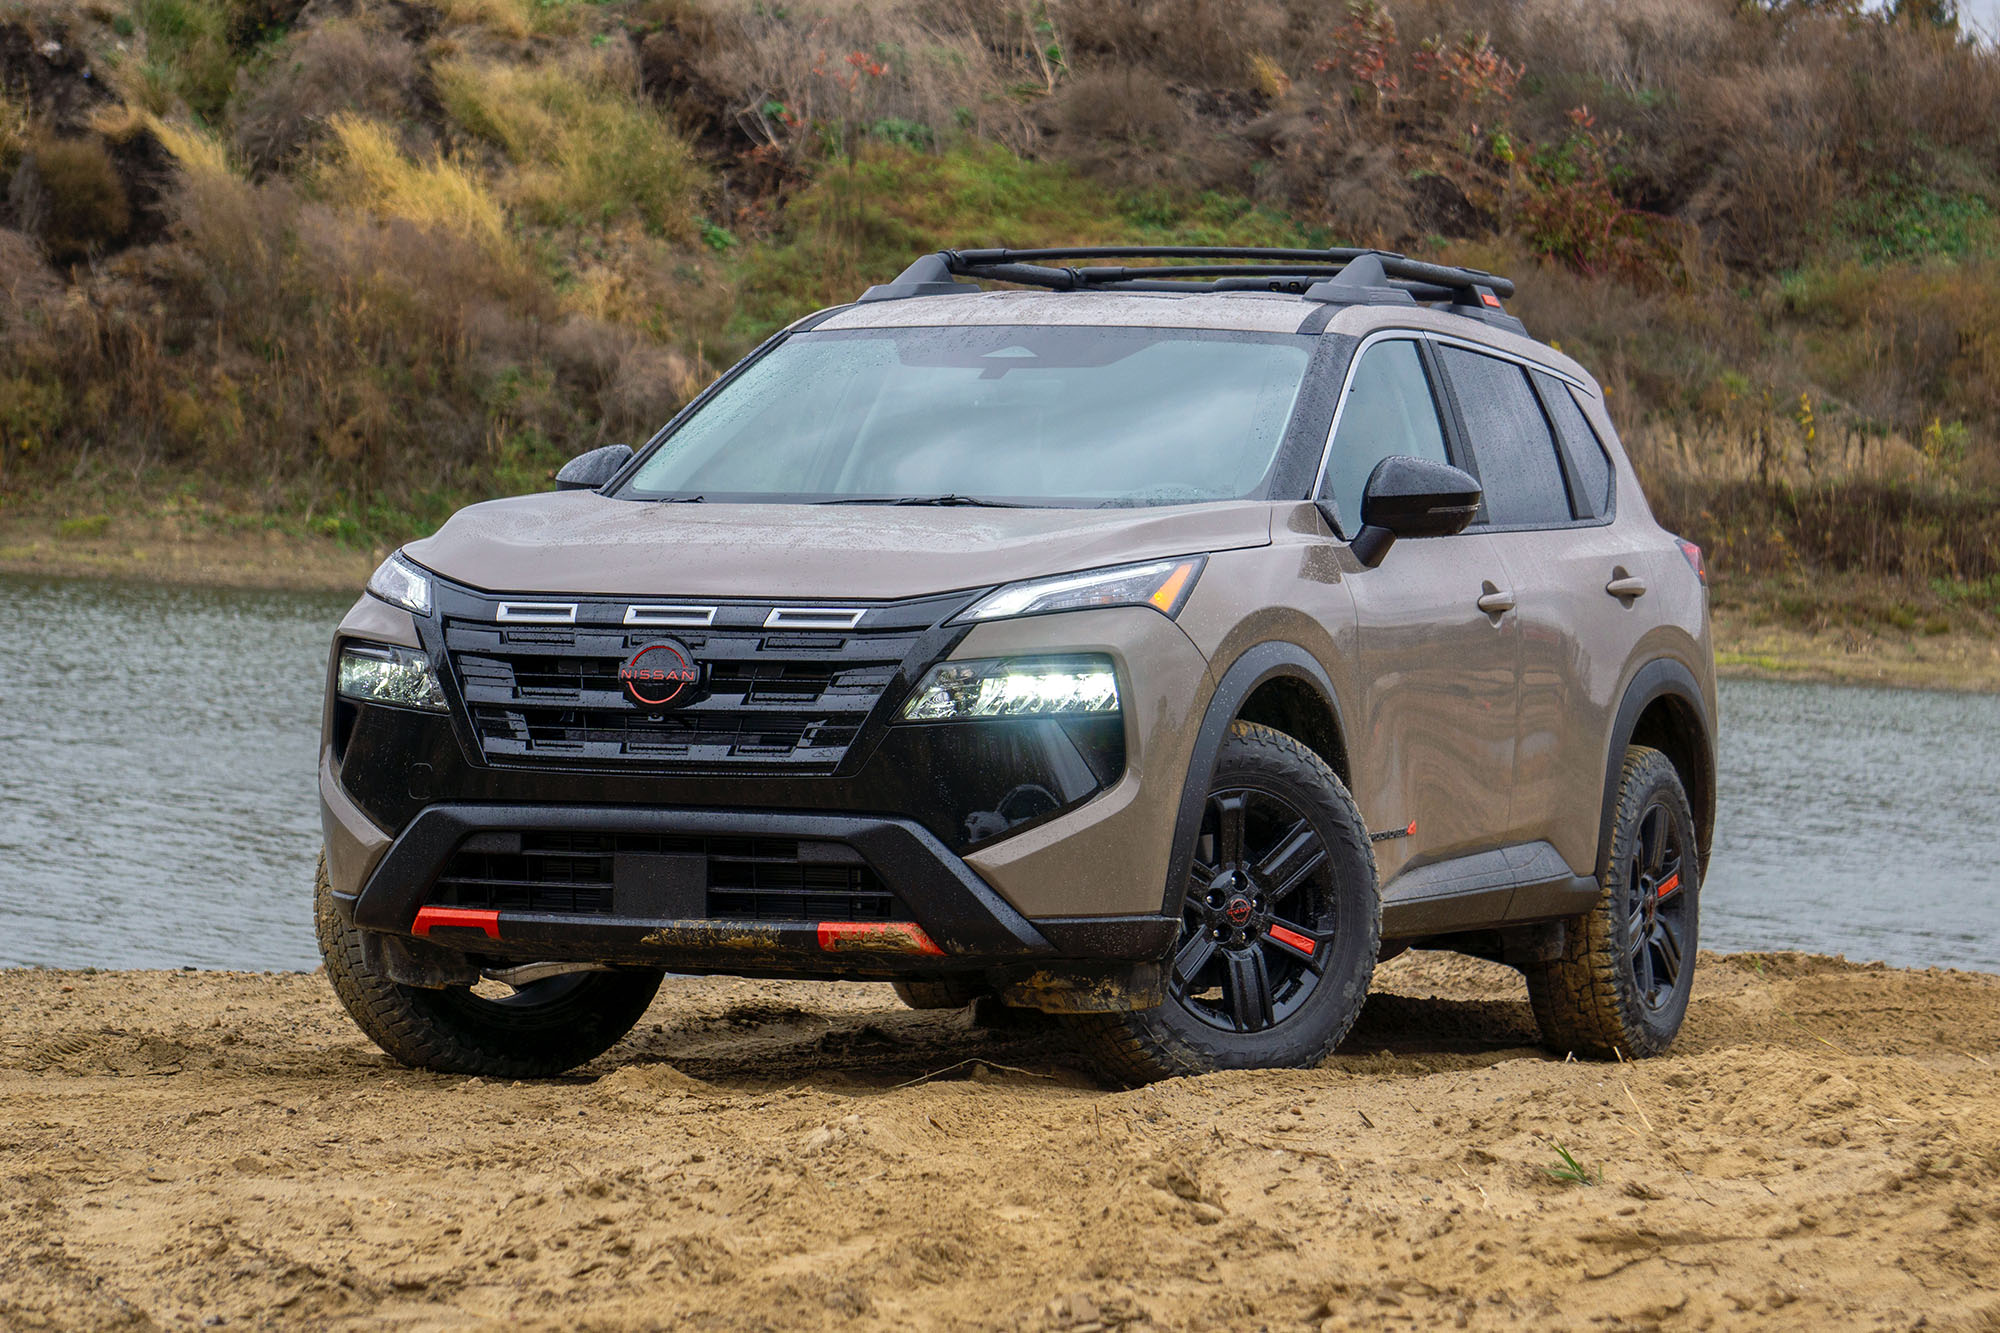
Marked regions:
[856,246,1524,332]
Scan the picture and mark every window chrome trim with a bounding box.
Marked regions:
[764,606,867,630]
[1424,331,1588,392]
[1309,327,1590,525]
[623,604,718,628]
[495,601,578,625]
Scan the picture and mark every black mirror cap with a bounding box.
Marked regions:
[1351,455,1482,568]
[555,444,634,492]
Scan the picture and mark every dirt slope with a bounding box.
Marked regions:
[2,952,1997,1331]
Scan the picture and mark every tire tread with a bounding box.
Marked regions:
[315,853,660,1078]
[1525,746,1695,1060]
[1067,722,1380,1085]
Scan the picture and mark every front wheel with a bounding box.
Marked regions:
[1526,746,1700,1059]
[315,854,663,1078]
[1067,722,1380,1085]
[890,978,987,1011]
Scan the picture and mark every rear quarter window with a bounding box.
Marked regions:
[1534,370,1614,520]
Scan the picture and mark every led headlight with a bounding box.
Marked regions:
[900,656,1119,721]
[366,551,433,617]
[959,557,1205,623]
[337,644,448,711]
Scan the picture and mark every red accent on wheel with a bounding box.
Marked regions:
[1656,872,1681,901]
[816,921,946,956]
[1267,923,1316,955]
[412,907,501,939]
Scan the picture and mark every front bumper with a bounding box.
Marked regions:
[326,801,1176,982]
[320,590,1212,976]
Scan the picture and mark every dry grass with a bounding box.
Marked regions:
[434,53,704,239]
[431,0,583,40]
[11,133,131,261]
[230,19,423,173]
[319,114,512,254]
[0,90,27,175]
[685,0,1046,164]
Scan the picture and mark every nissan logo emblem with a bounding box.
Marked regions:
[618,640,701,708]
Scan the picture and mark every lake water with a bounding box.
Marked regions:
[2,575,1996,973]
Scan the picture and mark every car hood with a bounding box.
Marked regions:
[403,492,1275,600]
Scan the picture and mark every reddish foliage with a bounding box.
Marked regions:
[1317,0,1399,107]
[1411,32,1521,108]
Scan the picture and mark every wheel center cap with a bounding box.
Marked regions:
[1224,896,1255,927]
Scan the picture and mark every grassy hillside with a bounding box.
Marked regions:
[0,0,1996,637]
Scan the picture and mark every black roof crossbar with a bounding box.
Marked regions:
[856,246,1523,331]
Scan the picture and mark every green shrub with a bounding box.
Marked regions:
[1834,181,1998,264]
[133,0,239,120]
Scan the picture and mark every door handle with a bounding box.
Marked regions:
[1476,586,1516,615]
[1605,574,1648,600]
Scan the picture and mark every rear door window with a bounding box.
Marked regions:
[1319,339,1451,535]
[1437,347,1573,529]
[1533,371,1614,520]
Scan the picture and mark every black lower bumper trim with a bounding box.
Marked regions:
[353,804,1057,959]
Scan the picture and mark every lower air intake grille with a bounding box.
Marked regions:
[427,832,902,922]
[429,831,617,916]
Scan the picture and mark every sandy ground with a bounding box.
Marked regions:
[2,953,1998,1331]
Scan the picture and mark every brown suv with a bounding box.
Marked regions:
[315,247,1716,1084]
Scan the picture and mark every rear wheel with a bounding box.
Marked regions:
[315,854,662,1078]
[1526,746,1699,1059]
[1068,722,1380,1085]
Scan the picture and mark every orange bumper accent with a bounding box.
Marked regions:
[816,921,946,956]
[412,907,501,939]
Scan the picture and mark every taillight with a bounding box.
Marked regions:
[1675,538,1706,586]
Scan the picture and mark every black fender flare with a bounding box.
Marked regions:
[1596,657,1715,875]
[1159,643,1350,917]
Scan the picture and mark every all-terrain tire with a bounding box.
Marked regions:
[315,853,663,1077]
[890,978,987,1010]
[1526,746,1700,1060]
[1067,722,1380,1085]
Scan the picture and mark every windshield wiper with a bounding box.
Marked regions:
[816,494,1026,508]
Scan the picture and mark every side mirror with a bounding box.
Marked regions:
[1348,455,1482,568]
[555,444,633,492]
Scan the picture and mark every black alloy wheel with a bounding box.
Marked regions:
[1173,787,1340,1034]
[1065,722,1380,1084]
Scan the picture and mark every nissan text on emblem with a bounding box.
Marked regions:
[618,640,700,708]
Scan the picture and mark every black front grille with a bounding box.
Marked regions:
[443,614,927,772]
[428,831,903,922]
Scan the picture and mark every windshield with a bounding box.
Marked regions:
[616,325,1315,506]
